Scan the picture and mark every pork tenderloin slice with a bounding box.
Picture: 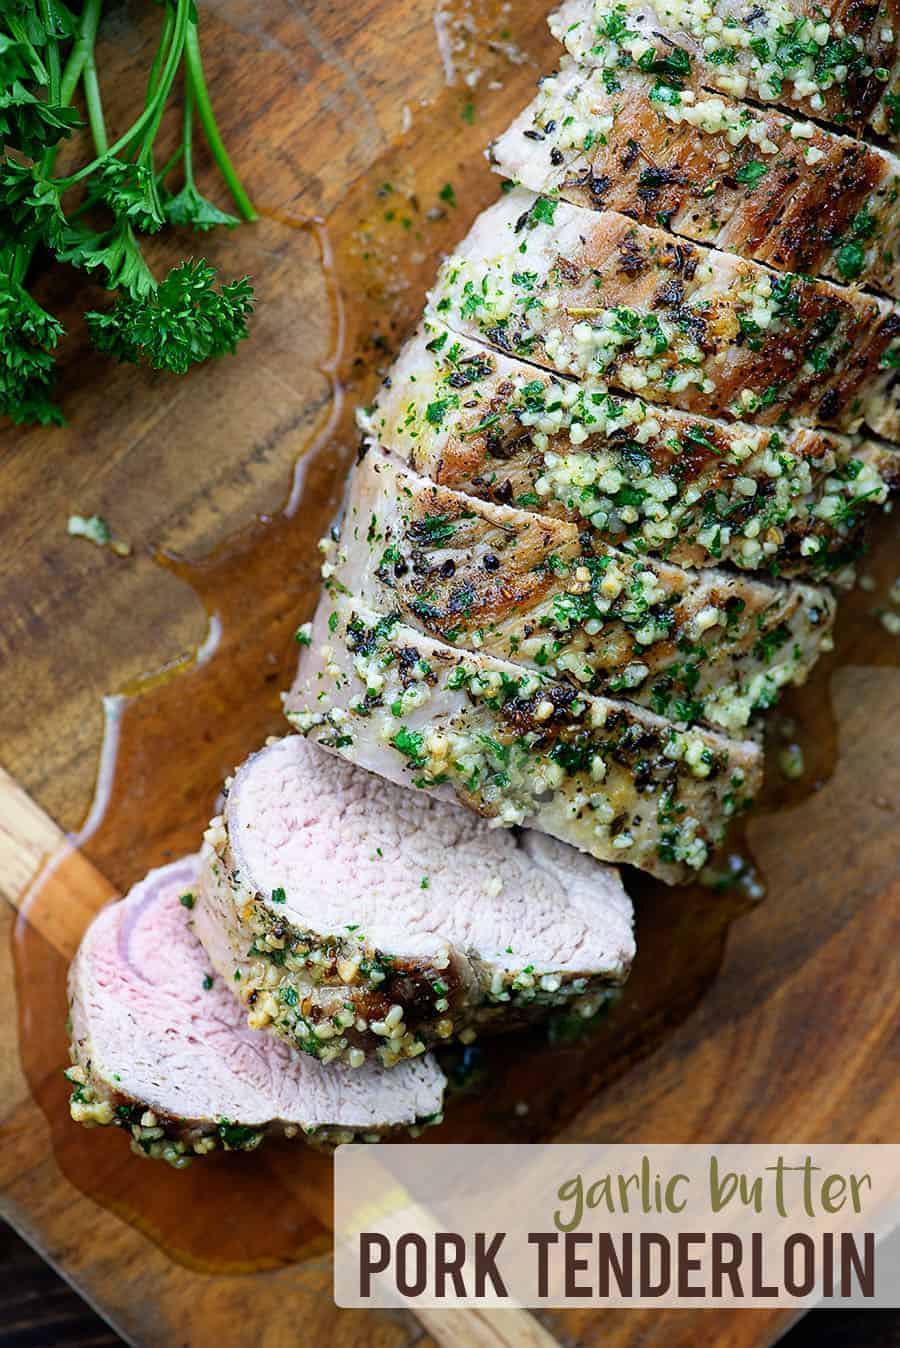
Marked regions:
[367,322,897,579]
[193,736,634,1068]
[548,0,900,143]
[286,593,762,884]
[66,857,446,1163]
[427,187,900,435]
[341,444,835,734]
[491,66,900,299]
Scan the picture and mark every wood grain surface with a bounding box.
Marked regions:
[0,2,898,1347]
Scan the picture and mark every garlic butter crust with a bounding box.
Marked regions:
[341,444,835,734]
[369,324,897,579]
[428,189,900,436]
[288,595,762,884]
[550,0,900,140]
[492,67,900,298]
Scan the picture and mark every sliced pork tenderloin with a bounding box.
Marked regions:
[367,323,897,579]
[491,66,900,299]
[427,189,900,436]
[340,444,835,733]
[549,0,900,143]
[286,592,762,884]
[66,857,446,1163]
[193,735,634,1068]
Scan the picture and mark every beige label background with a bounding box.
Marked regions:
[334,1144,900,1309]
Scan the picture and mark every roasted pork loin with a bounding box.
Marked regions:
[66,0,900,1171]
[67,858,446,1161]
[428,189,900,435]
[367,323,897,579]
[491,66,900,298]
[287,593,762,883]
[194,735,634,1068]
[549,0,900,141]
[339,444,836,733]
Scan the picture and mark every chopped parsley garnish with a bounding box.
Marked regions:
[835,241,866,281]
[414,513,457,544]
[649,81,681,106]
[528,196,557,227]
[217,1121,262,1149]
[734,160,768,191]
[391,726,427,768]
[637,45,691,84]
[425,395,459,425]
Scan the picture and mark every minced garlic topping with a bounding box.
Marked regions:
[373,329,891,578]
[551,0,885,113]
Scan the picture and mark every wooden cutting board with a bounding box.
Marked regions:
[1,2,898,1345]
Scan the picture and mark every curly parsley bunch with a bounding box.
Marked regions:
[0,0,256,425]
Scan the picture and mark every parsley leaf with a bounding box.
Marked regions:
[734,160,768,191]
[835,241,866,280]
[0,278,64,424]
[164,181,240,231]
[86,260,254,374]
[529,196,557,226]
[0,0,256,424]
[391,726,427,768]
[637,45,691,84]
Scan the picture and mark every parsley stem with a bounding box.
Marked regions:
[10,243,29,287]
[182,85,196,188]
[58,0,191,187]
[83,34,108,155]
[39,0,61,104]
[60,0,103,105]
[136,1,189,167]
[145,4,174,103]
[183,21,256,222]
[11,0,104,286]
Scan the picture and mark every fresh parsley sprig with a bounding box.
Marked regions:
[0,0,257,426]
